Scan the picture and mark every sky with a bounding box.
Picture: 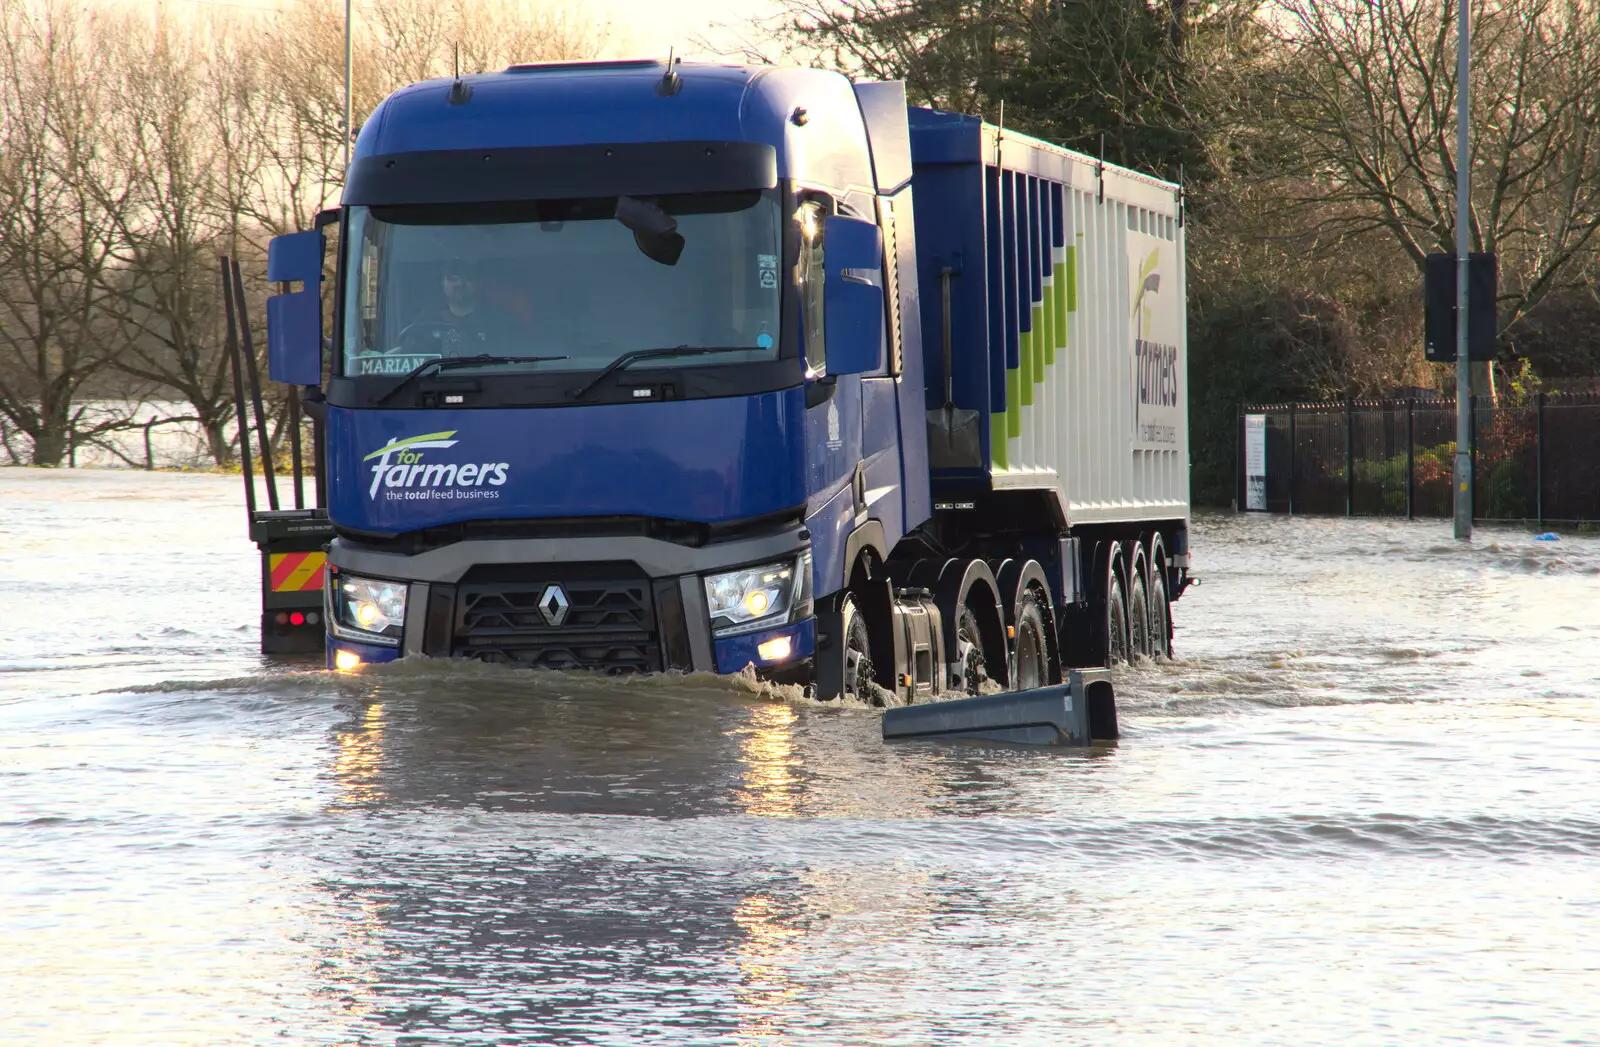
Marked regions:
[146,0,791,62]
[587,0,787,60]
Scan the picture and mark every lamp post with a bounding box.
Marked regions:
[343,0,353,172]
[1453,0,1472,540]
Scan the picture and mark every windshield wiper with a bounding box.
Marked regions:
[375,353,568,407]
[567,346,758,401]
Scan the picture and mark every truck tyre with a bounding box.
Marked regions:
[954,604,993,694]
[1127,548,1150,661]
[816,592,882,705]
[936,559,1006,694]
[1012,587,1050,691]
[1148,549,1172,659]
[993,559,1061,687]
[1105,571,1129,666]
[838,592,882,704]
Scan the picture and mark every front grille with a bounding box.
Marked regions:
[452,564,661,673]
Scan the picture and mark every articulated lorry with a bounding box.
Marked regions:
[260,59,1192,702]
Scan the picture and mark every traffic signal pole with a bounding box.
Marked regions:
[1453,0,1473,541]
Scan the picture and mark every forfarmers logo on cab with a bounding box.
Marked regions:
[362,431,510,501]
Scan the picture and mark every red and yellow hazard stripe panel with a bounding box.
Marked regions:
[269,551,326,592]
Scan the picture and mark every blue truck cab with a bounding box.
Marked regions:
[267,59,1193,702]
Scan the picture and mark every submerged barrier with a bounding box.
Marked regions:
[882,669,1116,747]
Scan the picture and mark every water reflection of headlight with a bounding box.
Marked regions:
[734,703,801,819]
[733,893,806,1043]
[331,701,386,807]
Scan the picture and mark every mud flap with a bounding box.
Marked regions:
[813,598,846,702]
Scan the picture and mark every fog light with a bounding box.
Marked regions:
[333,649,363,672]
[757,635,793,662]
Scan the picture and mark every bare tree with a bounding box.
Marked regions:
[0,0,140,466]
[96,8,241,465]
[0,0,616,472]
[1264,0,1600,334]
[86,0,612,468]
[363,0,611,84]
[247,0,612,240]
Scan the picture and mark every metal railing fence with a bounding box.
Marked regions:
[1238,394,1600,524]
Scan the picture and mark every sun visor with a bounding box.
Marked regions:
[344,141,778,206]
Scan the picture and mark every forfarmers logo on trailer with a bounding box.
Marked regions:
[1128,241,1181,451]
[363,430,511,502]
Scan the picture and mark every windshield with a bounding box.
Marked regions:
[341,190,782,378]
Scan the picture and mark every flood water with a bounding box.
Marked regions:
[3,468,1598,1046]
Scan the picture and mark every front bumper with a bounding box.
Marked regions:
[327,637,403,671]
[324,525,813,676]
[714,617,816,675]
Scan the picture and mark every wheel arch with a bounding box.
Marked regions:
[1146,531,1168,580]
[995,558,1060,686]
[1128,540,1150,593]
[815,520,894,701]
[935,558,1008,688]
[842,519,888,592]
[1091,539,1125,607]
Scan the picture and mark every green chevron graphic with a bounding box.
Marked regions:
[992,243,1077,470]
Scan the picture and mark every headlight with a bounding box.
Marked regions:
[327,571,406,647]
[704,552,811,637]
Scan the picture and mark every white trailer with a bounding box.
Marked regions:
[907,109,1193,670]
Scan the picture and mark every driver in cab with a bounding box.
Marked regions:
[409,258,520,356]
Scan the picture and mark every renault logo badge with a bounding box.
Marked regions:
[537,584,570,627]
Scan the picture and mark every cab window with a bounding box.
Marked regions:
[796,199,829,375]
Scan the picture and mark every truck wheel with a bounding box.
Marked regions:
[954,604,993,695]
[1148,558,1172,659]
[1127,562,1150,661]
[838,592,882,705]
[816,591,882,705]
[1012,588,1050,691]
[1105,572,1129,665]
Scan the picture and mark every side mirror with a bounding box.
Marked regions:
[823,216,884,376]
[615,195,685,267]
[265,230,325,386]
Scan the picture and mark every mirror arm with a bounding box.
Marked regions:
[298,385,327,424]
[306,213,339,389]
[805,375,837,409]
